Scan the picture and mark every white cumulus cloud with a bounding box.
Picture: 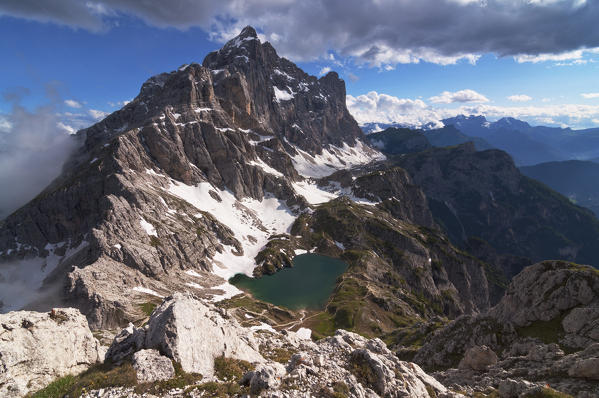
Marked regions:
[346,90,599,130]
[507,94,533,102]
[318,67,331,76]
[64,99,82,108]
[347,91,440,127]
[429,89,489,104]
[582,93,599,99]
[88,109,109,120]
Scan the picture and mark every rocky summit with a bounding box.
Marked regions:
[1,26,599,398]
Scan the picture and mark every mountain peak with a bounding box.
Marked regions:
[220,25,260,52]
[239,25,258,39]
[494,117,530,130]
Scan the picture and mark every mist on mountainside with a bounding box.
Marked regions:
[0,87,80,219]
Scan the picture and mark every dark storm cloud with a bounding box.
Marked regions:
[1,0,598,64]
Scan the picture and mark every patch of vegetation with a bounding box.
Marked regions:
[260,346,296,363]
[48,309,69,324]
[217,294,266,313]
[149,236,161,247]
[470,390,501,398]
[29,362,138,398]
[324,277,370,332]
[213,356,254,382]
[318,381,350,398]
[30,360,204,398]
[516,314,565,345]
[522,387,573,398]
[425,384,438,398]
[193,381,246,397]
[139,301,158,317]
[307,312,337,339]
[565,261,599,276]
[28,375,76,398]
[135,362,202,395]
[383,317,446,361]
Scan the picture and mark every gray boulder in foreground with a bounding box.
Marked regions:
[106,292,263,377]
[0,308,103,397]
[132,349,175,382]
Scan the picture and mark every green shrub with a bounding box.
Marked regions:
[213,356,254,381]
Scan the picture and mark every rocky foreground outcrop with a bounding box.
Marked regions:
[95,292,459,397]
[414,260,599,397]
[105,292,263,376]
[0,308,103,397]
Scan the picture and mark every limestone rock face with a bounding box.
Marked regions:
[413,315,516,369]
[144,293,263,376]
[415,260,599,397]
[489,260,599,329]
[458,345,498,371]
[0,308,103,397]
[107,292,263,377]
[132,349,175,383]
[105,322,147,364]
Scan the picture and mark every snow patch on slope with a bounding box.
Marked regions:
[133,286,163,298]
[292,181,338,204]
[292,179,380,206]
[167,181,296,282]
[274,86,295,102]
[139,218,158,237]
[290,140,385,178]
[248,158,284,177]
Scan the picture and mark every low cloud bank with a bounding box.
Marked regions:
[0,88,80,219]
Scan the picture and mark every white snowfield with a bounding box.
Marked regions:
[208,282,243,302]
[292,179,379,206]
[167,181,296,282]
[289,140,385,178]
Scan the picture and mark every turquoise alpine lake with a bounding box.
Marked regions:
[229,253,348,310]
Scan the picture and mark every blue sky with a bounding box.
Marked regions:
[1,0,599,132]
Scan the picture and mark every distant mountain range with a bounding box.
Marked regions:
[366,125,492,154]
[361,115,599,166]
